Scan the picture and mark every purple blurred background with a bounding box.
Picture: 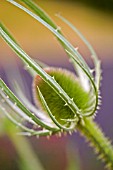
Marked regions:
[0,0,113,170]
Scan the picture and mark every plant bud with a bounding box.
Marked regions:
[33,67,90,125]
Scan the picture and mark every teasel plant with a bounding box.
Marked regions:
[0,0,113,169]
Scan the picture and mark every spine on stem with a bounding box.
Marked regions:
[77,118,113,169]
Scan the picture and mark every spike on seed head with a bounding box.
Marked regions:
[6,95,9,99]
[69,131,72,135]
[14,102,17,106]
[64,103,68,106]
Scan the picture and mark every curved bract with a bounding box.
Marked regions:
[0,0,101,135]
[6,0,101,119]
[0,0,101,136]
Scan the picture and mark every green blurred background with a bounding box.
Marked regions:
[0,0,113,170]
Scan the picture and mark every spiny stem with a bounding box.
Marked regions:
[77,118,113,169]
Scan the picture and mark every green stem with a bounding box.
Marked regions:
[77,118,113,169]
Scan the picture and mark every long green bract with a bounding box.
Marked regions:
[0,104,50,137]
[65,50,98,116]
[37,86,77,131]
[20,0,57,29]
[19,0,91,88]
[0,24,82,118]
[16,0,99,116]
[19,0,100,92]
[0,91,36,124]
[7,0,92,78]
[0,78,57,131]
[57,15,101,90]
[5,0,98,117]
[13,81,51,122]
[19,0,90,74]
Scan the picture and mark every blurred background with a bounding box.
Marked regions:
[0,0,113,170]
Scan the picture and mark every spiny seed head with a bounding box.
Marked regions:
[33,67,91,126]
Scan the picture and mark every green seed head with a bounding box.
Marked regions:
[33,67,91,125]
